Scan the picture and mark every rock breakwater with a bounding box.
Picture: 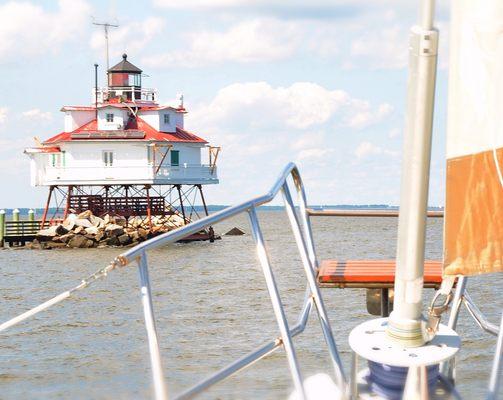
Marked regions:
[30,210,186,249]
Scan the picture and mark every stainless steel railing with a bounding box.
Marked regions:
[117,162,346,399]
[440,275,502,399]
[0,162,345,399]
[1,162,502,399]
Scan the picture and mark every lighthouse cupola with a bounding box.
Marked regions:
[106,54,145,102]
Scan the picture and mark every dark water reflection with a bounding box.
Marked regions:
[0,212,501,399]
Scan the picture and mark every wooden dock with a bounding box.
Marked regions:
[2,220,49,246]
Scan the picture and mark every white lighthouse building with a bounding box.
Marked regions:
[25,54,219,238]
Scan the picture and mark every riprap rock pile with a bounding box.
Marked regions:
[30,210,185,249]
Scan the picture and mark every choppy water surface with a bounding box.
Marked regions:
[0,211,501,399]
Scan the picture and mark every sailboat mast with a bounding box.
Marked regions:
[387,0,439,347]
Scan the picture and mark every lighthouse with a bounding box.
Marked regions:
[25,54,220,240]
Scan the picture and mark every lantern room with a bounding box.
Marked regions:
[107,53,142,101]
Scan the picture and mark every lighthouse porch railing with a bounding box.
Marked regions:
[40,163,218,185]
[95,86,158,103]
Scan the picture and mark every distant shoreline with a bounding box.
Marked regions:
[0,204,444,215]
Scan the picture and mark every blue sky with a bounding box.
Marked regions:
[0,0,450,208]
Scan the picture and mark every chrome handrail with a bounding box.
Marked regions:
[441,275,502,398]
[117,162,346,399]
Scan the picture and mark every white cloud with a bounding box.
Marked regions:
[181,81,405,205]
[291,131,325,150]
[189,81,392,134]
[0,0,91,61]
[344,102,393,130]
[90,17,165,60]
[355,140,398,159]
[355,141,382,158]
[0,108,7,125]
[388,128,400,138]
[349,25,408,69]
[184,81,395,203]
[142,18,301,68]
[143,9,447,70]
[297,147,334,161]
[22,109,52,121]
[0,137,33,153]
[153,0,448,14]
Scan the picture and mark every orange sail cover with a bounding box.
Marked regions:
[444,1,503,276]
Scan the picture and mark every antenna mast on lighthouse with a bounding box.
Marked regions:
[92,20,119,71]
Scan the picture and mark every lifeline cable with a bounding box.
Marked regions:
[0,256,126,333]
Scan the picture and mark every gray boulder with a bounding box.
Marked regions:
[118,233,131,245]
[68,234,89,248]
[37,225,59,240]
[105,224,125,237]
[74,218,93,228]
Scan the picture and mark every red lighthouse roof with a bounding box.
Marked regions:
[43,117,207,144]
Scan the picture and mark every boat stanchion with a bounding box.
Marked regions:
[137,251,168,400]
[440,276,467,381]
[247,207,306,400]
[487,313,503,400]
[281,182,346,389]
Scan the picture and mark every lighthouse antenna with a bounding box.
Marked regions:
[92,20,119,72]
[94,63,99,117]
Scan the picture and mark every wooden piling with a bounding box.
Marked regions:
[0,210,5,247]
[12,209,19,245]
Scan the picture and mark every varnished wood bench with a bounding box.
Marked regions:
[317,260,443,316]
[318,260,443,289]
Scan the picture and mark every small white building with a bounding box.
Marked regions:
[25,54,219,187]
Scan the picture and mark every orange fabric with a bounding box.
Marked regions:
[444,148,503,276]
[318,260,442,288]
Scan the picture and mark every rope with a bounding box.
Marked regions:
[366,362,439,399]
[0,256,127,333]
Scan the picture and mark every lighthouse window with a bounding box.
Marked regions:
[128,74,141,87]
[106,113,114,122]
[50,153,62,167]
[102,151,114,166]
[170,150,179,166]
[164,114,170,124]
[147,146,154,165]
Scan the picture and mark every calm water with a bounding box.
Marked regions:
[0,211,501,399]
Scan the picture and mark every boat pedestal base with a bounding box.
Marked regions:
[349,318,461,399]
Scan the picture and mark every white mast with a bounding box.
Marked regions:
[386,0,439,347]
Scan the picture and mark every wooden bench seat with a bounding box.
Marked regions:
[318,259,443,289]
